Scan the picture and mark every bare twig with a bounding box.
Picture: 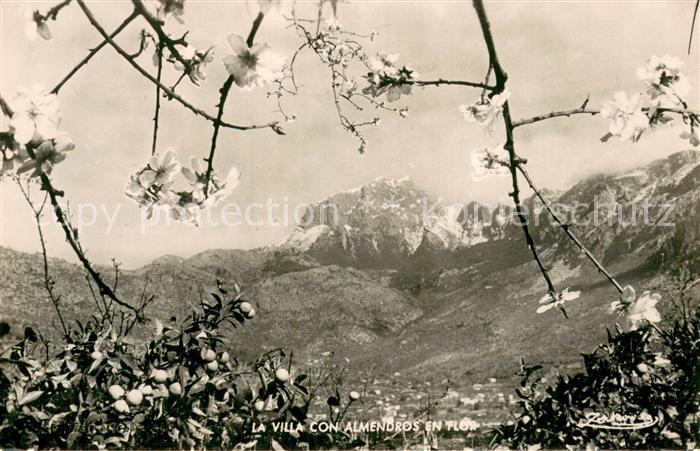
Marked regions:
[513,108,600,128]
[84,272,107,321]
[404,79,494,90]
[515,162,624,293]
[204,76,234,197]
[151,42,163,155]
[36,0,73,22]
[131,0,192,73]
[689,0,700,54]
[16,179,70,338]
[52,11,138,94]
[513,105,699,128]
[75,0,281,133]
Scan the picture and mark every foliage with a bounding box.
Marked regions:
[495,297,700,448]
[0,282,361,449]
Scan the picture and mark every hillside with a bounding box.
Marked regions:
[0,151,698,386]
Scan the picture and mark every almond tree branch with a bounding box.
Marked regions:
[204,11,266,197]
[35,0,73,22]
[515,161,624,294]
[151,42,163,155]
[16,179,70,339]
[513,106,699,128]
[51,10,138,94]
[689,0,700,54]
[131,0,191,72]
[75,0,281,133]
[513,108,600,128]
[473,0,556,296]
[0,96,139,315]
[204,76,234,197]
[404,79,495,90]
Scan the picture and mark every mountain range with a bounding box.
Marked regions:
[1,150,698,385]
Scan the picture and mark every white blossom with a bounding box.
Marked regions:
[363,53,416,102]
[600,91,649,143]
[609,286,662,330]
[470,145,510,181]
[536,288,581,314]
[9,84,61,145]
[627,292,661,330]
[203,166,240,208]
[16,132,74,178]
[223,34,284,89]
[24,8,51,42]
[174,46,215,85]
[363,52,418,102]
[139,150,180,188]
[636,55,691,104]
[459,89,510,132]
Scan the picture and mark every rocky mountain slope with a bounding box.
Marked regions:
[281,150,699,272]
[1,151,698,381]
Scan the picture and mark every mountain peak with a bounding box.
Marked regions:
[280,151,699,268]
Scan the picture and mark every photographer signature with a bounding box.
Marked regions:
[577,411,658,430]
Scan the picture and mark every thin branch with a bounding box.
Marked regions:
[204,76,234,197]
[513,106,699,128]
[131,0,191,73]
[513,108,600,128]
[689,0,700,54]
[404,79,494,90]
[84,272,106,321]
[151,42,163,155]
[473,0,556,296]
[247,11,265,47]
[0,96,139,315]
[75,0,282,133]
[39,0,73,22]
[203,11,266,197]
[16,179,70,339]
[51,11,138,94]
[472,0,507,92]
[515,162,624,294]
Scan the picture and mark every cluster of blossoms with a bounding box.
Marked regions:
[601,55,696,145]
[363,53,417,102]
[304,19,367,70]
[636,55,691,106]
[470,144,510,180]
[535,288,581,315]
[126,150,240,225]
[170,45,216,85]
[1,84,74,179]
[459,88,510,132]
[609,285,661,331]
[600,91,649,143]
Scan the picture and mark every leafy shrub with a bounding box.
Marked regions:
[496,299,700,448]
[0,282,360,449]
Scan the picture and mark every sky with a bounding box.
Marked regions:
[1,0,698,268]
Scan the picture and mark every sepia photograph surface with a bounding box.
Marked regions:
[0,0,699,448]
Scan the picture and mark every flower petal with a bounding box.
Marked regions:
[10,115,35,144]
[227,34,248,55]
[536,303,554,314]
